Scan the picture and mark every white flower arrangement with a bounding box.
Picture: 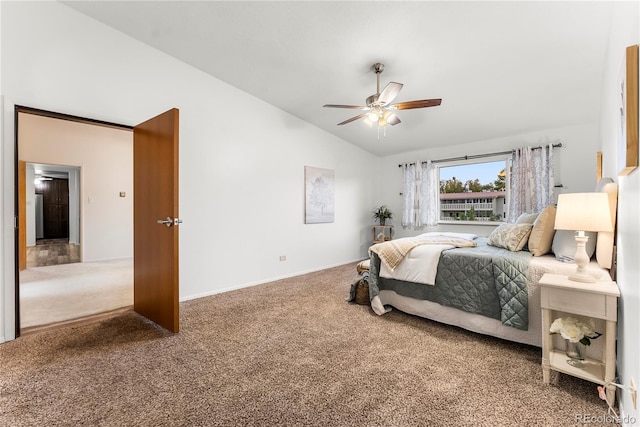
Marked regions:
[549,317,602,346]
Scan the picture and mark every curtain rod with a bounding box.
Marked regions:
[398,142,562,168]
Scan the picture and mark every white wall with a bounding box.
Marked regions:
[599,2,639,423]
[19,113,132,261]
[377,123,599,238]
[0,1,378,341]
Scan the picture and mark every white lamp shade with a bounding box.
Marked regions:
[554,192,614,232]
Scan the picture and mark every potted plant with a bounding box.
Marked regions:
[373,205,393,226]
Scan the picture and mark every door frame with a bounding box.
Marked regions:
[12,105,133,338]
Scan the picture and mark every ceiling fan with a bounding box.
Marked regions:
[323,63,442,129]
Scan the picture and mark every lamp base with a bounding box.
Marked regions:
[570,233,595,283]
[568,272,597,283]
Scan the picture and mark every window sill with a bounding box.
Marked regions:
[437,221,504,226]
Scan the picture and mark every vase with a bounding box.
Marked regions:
[379,218,386,226]
[565,341,585,367]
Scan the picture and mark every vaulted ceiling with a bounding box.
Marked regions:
[62,1,616,157]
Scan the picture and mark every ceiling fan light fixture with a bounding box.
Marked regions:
[364,108,390,128]
[374,110,395,128]
[323,62,441,133]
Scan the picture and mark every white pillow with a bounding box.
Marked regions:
[551,230,597,263]
[488,223,533,252]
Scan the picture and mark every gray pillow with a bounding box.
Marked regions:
[551,230,597,262]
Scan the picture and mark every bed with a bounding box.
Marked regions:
[366,179,618,348]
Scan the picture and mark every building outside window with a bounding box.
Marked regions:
[438,158,508,222]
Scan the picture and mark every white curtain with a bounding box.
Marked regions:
[418,161,439,226]
[401,163,416,227]
[508,144,554,222]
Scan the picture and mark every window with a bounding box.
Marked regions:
[438,158,509,223]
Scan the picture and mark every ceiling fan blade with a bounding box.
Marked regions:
[386,114,401,126]
[323,104,368,110]
[377,82,403,105]
[392,99,442,110]
[337,113,367,126]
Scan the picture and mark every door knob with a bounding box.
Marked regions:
[157,217,173,227]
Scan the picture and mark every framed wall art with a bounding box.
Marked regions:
[618,44,638,176]
[304,166,335,224]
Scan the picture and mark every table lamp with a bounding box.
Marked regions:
[554,193,614,282]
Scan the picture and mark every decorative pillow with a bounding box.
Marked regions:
[551,230,597,263]
[515,212,539,224]
[528,205,556,256]
[488,223,533,252]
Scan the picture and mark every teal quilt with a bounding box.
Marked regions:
[368,237,531,330]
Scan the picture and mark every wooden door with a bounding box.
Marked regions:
[42,178,69,239]
[133,108,180,333]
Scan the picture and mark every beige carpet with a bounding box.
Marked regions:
[19,258,133,328]
[1,262,615,426]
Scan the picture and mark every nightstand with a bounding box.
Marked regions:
[540,273,620,405]
[372,225,393,244]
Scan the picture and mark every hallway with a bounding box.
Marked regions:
[27,238,81,268]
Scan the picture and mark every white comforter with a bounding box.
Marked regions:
[378,232,478,285]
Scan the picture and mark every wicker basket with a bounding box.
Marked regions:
[354,277,370,305]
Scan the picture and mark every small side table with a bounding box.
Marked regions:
[540,273,620,405]
[372,225,393,244]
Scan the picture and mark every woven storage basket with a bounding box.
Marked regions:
[354,277,370,305]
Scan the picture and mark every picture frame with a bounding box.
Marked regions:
[618,44,638,176]
[304,166,335,224]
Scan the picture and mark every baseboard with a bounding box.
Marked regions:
[618,402,638,426]
[180,258,363,303]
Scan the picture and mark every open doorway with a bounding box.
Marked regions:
[17,108,134,332]
[26,163,81,268]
